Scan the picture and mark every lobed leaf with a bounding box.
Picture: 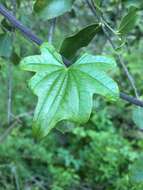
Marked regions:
[20,43,119,139]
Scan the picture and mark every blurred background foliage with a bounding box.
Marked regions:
[0,0,143,189]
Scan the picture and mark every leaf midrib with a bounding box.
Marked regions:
[47,72,69,128]
[34,70,64,121]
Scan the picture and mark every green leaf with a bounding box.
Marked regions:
[0,33,13,58]
[60,24,101,59]
[34,0,75,20]
[20,43,119,139]
[124,0,143,9]
[1,19,13,32]
[132,107,143,129]
[94,0,101,6]
[93,0,101,10]
[118,6,138,36]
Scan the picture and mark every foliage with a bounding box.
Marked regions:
[0,111,143,190]
[20,42,119,139]
[0,0,143,189]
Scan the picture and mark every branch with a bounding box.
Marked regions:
[0,4,71,66]
[120,92,143,107]
[0,3,143,107]
[0,121,18,143]
[0,4,42,45]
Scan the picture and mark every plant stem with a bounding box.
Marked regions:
[48,18,56,43]
[7,0,16,124]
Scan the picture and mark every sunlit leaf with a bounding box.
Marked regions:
[20,43,119,139]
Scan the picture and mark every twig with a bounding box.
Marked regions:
[120,92,143,107]
[48,18,56,43]
[86,0,139,98]
[102,24,139,98]
[11,0,16,15]
[11,110,34,123]
[11,166,20,190]
[7,59,13,124]
[0,111,33,142]
[0,121,18,143]
[7,0,16,124]
[0,3,143,107]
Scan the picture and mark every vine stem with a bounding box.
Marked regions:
[86,0,139,99]
[7,0,17,124]
[0,3,143,107]
[48,18,56,43]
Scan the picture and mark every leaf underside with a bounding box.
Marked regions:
[20,43,119,139]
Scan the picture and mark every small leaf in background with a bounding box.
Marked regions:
[60,24,101,59]
[93,0,101,10]
[34,0,75,20]
[124,0,143,9]
[94,0,101,6]
[0,33,13,58]
[118,6,138,36]
[0,0,7,6]
[20,43,119,139]
[132,107,143,129]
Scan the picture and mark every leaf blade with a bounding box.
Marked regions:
[34,0,75,20]
[20,43,119,139]
[60,24,101,59]
[118,6,138,36]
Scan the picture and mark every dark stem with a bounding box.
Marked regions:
[120,93,143,107]
[0,3,143,107]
